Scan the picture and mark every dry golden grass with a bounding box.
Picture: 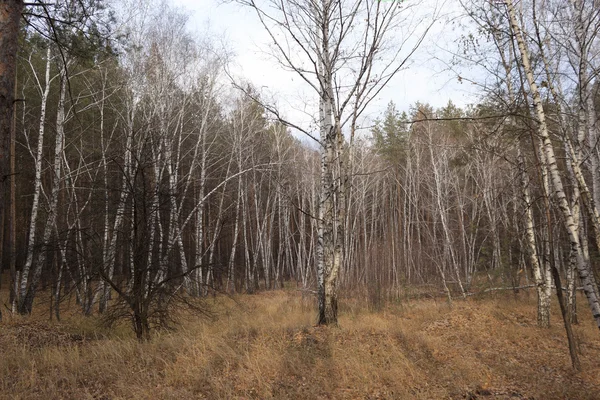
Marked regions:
[1,289,599,399]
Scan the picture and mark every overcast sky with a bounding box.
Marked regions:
[172,0,479,135]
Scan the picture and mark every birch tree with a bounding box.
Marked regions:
[502,0,600,332]
[237,0,436,324]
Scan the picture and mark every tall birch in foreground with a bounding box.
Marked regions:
[237,0,436,324]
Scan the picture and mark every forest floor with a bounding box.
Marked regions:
[1,289,599,399]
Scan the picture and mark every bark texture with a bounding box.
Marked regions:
[0,0,23,279]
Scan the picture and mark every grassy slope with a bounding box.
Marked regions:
[0,290,599,399]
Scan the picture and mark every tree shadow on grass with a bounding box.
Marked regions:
[273,325,335,399]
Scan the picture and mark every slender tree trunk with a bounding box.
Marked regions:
[0,1,23,291]
[518,147,550,327]
[192,122,207,295]
[18,47,52,312]
[96,102,136,314]
[227,177,243,293]
[8,56,16,314]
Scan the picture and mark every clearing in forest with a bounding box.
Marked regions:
[0,290,599,399]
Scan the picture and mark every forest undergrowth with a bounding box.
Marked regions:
[1,288,599,399]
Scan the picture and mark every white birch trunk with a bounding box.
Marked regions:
[518,148,550,327]
[20,66,68,314]
[18,47,53,313]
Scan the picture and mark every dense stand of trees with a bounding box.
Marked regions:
[1,0,600,363]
